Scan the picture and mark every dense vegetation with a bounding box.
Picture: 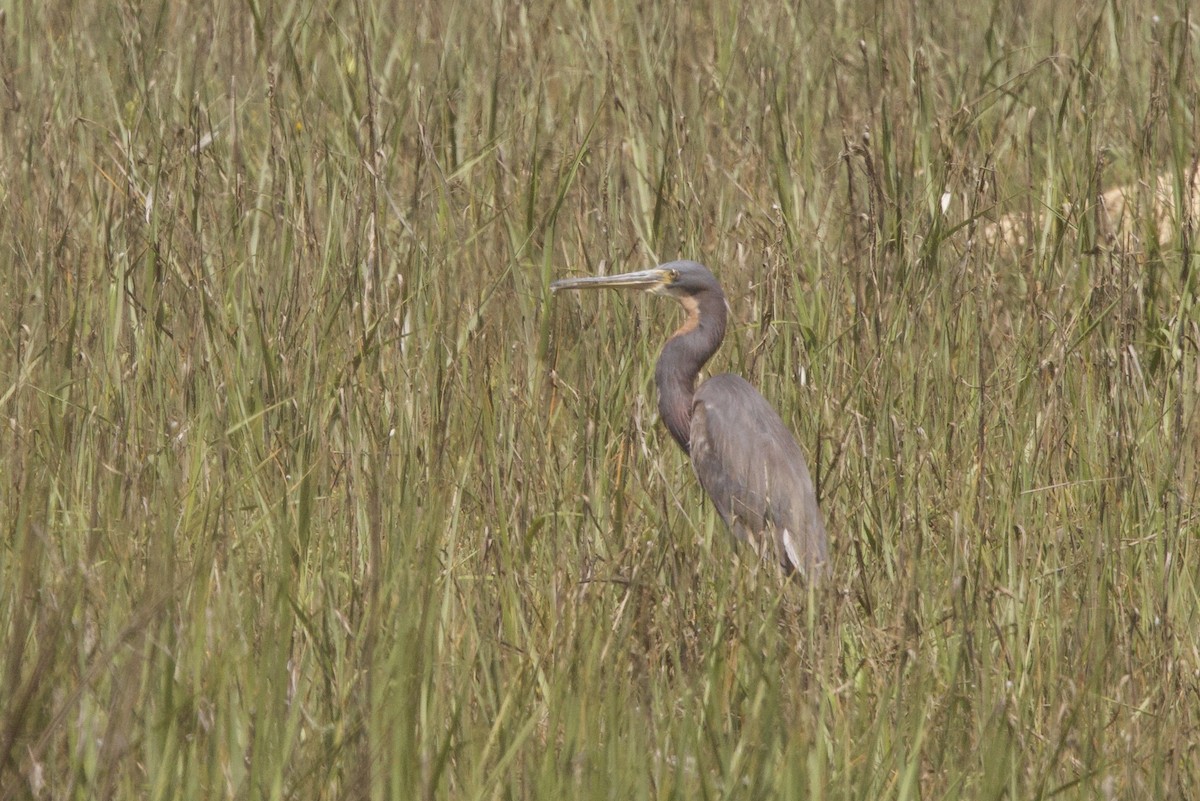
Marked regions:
[1,1,1196,797]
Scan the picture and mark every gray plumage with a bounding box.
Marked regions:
[551,260,828,581]
[691,374,827,579]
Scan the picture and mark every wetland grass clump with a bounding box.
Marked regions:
[0,0,1196,798]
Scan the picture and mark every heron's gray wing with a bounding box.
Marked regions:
[689,373,828,579]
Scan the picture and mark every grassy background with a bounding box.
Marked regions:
[2,0,1198,797]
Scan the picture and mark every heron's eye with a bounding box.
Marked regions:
[668,269,679,282]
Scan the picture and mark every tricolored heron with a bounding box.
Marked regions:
[551,260,828,581]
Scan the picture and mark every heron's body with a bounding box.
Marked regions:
[551,260,828,580]
[691,374,827,576]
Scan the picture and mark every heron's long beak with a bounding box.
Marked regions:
[550,268,668,293]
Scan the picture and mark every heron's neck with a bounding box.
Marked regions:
[654,292,727,454]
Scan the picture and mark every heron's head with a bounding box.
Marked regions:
[550,260,723,303]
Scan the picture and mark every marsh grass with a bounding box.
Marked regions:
[1,0,1198,798]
